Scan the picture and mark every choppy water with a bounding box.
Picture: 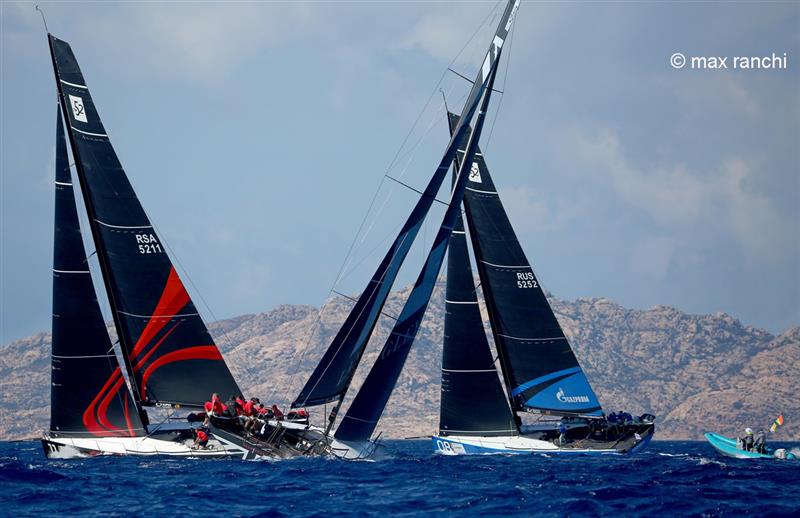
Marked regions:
[1,440,798,516]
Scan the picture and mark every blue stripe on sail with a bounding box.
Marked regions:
[511,367,581,397]
[522,372,601,413]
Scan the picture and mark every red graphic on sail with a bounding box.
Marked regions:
[129,267,219,401]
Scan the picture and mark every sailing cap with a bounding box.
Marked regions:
[745,428,753,435]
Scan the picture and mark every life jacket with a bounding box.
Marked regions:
[243,401,256,416]
[204,401,213,413]
[196,430,208,442]
[272,406,284,420]
[211,397,227,415]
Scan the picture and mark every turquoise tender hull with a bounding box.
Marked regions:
[704,432,774,459]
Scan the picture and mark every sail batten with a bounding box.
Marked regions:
[48,34,240,408]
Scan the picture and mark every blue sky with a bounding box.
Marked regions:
[1,1,798,344]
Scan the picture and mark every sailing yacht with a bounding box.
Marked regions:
[288,0,522,459]
[431,112,656,454]
[42,34,306,459]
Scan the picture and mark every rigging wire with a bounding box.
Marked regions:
[483,4,517,155]
[278,2,504,407]
[34,5,49,33]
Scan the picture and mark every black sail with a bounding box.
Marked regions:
[453,113,603,416]
[438,116,517,437]
[438,209,517,436]
[334,52,502,443]
[292,0,522,411]
[48,35,240,408]
[50,108,144,438]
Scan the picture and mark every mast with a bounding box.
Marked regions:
[47,34,240,410]
[50,105,144,437]
[294,0,522,435]
[334,52,503,443]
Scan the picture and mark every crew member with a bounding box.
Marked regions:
[742,428,755,451]
[558,421,568,446]
[754,429,767,454]
[194,427,209,449]
[205,393,227,416]
[272,404,284,421]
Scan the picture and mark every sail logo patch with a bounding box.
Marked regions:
[68,95,88,123]
[556,387,590,404]
[469,162,482,183]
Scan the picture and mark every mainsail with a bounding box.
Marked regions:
[293,0,522,412]
[333,48,503,443]
[50,108,144,438]
[455,112,603,417]
[47,35,240,408]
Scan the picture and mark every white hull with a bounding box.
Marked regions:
[42,432,249,459]
[328,438,388,460]
[433,432,651,455]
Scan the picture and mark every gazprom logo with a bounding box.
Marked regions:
[556,387,590,404]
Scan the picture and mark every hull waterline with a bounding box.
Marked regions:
[433,424,655,455]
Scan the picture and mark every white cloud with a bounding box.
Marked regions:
[572,129,788,262]
[4,1,321,84]
[400,3,492,63]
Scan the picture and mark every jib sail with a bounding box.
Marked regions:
[437,117,517,438]
[50,108,144,437]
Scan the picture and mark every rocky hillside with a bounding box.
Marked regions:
[1,283,797,441]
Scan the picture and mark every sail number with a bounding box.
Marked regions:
[516,272,538,289]
[135,233,163,254]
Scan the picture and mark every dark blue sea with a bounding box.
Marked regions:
[1,440,798,517]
